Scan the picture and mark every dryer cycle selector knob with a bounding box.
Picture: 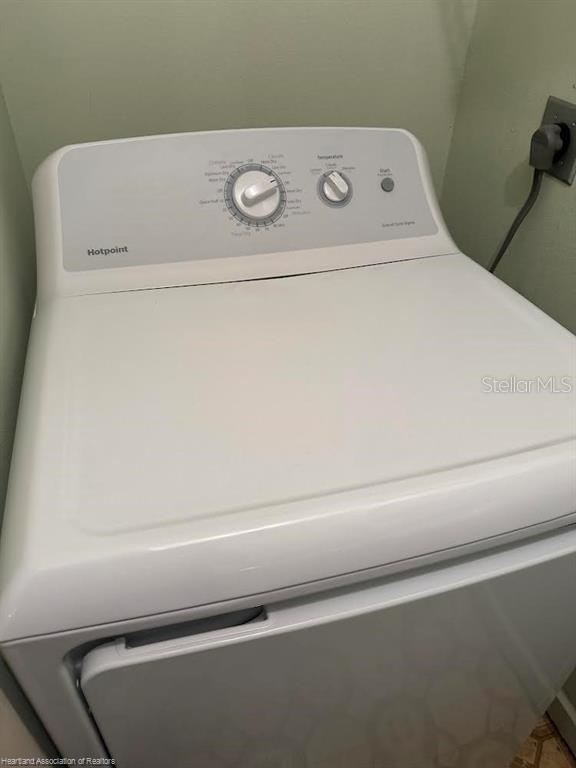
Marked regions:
[224,164,286,226]
[318,171,352,206]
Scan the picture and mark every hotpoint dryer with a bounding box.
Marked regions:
[1,128,576,767]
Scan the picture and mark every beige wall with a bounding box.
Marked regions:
[0,85,35,520]
[442,0,576,333]
[0,85,41,756]
[0,0,477,188]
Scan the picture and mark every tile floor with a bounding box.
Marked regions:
[511,717,576,768]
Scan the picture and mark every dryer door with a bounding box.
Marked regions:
[80,538,576,768]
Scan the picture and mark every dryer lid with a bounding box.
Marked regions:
[1,253,575,639]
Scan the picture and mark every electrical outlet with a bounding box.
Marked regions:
[541,96,576,184]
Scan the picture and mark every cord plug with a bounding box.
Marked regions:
[529,123,564,170]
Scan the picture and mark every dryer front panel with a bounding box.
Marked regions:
[80,543,576,768]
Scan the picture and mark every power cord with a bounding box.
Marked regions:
[488,169,543,273]
[488,123,565,273]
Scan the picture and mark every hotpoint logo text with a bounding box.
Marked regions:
[87,246,129,256]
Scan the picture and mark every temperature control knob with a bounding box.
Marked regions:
[319,171,352,206]
[224,164,286,226]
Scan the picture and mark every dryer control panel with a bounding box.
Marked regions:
[33,128,456,296]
